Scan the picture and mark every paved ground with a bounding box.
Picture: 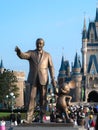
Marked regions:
[6,122,74,130]
[5,122,87,130]
[5,115,97,130]
[6,126,86,130]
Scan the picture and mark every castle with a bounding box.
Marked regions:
[58,7,98,102]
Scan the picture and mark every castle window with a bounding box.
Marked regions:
[90,69,96,75]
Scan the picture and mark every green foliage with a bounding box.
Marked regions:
[0,112,10,118]
[0,69,19,103]
[0,112,27,120]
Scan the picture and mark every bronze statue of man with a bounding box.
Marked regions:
[15,38,56,123]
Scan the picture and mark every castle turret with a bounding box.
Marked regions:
[0,59,4,74]
[72,52,82,102]
[81,16,87,75]
[58,56,66,85]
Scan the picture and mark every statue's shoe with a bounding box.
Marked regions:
[66,118,74,123]
[56,118,63,123]
[23,119,32,124]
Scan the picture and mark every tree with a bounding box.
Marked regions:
[0,69,19,104]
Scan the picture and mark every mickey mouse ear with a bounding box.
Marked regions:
[68,81,75,89]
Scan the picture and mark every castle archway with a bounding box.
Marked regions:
[87,90,98,102]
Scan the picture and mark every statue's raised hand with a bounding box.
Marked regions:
[15,46,21,53]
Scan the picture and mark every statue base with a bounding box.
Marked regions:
[7,123,87,130]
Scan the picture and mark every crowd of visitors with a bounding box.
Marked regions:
[65,104,97,129]
[0,112,21,130]
[1,104,98,130]
[49,103,98,129]
[9,112,21,126]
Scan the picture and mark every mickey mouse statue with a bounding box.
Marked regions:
[56,81,75,123]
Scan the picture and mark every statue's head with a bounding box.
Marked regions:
[61,83,70,94]
[60,81,75,94]
[36,38,45,51]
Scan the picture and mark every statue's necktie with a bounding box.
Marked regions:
[37,52,41,63]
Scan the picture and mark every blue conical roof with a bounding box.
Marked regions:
[0,59,4,69]
[58,55,66,77]
[74,52,81,68]
[59,56,65,71]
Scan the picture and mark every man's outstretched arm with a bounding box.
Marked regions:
[15,46,30,59]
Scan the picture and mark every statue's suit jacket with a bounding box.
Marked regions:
[17,49,55,86]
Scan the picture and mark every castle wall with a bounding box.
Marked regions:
[13,71,25,107]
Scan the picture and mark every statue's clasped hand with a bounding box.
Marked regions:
[51,79,56,87]
[51,79,58,95]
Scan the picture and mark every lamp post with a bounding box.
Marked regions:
[10,92,15,112]
[6,92,15,111]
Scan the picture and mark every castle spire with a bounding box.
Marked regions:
[82,15,87,39]
[0,58,4,73]
[74,52,81,69]
[0,59,4,69]
[58,54,66,79]
[59,55,65,72]
[83,14,86,31]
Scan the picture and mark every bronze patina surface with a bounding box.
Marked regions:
[15,38,57,123]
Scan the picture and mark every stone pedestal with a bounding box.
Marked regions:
[6,123,87,130]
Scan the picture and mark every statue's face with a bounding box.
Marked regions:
[63,84,70,92]
[36,40,44,51]
[61,83,70,94]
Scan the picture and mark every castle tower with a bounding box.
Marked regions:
[81,16,87,75]
[58,55,70,86]
[81,8,98,75]
[72,52,82,102]
[81,7,98,101]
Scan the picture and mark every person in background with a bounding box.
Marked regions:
[0,118,6,130]
[10,112,16,126]
[95,114,98,130]
[17,112,21,125]
[87,115,95,130]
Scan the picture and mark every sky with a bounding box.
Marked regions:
[0,0,97,80]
